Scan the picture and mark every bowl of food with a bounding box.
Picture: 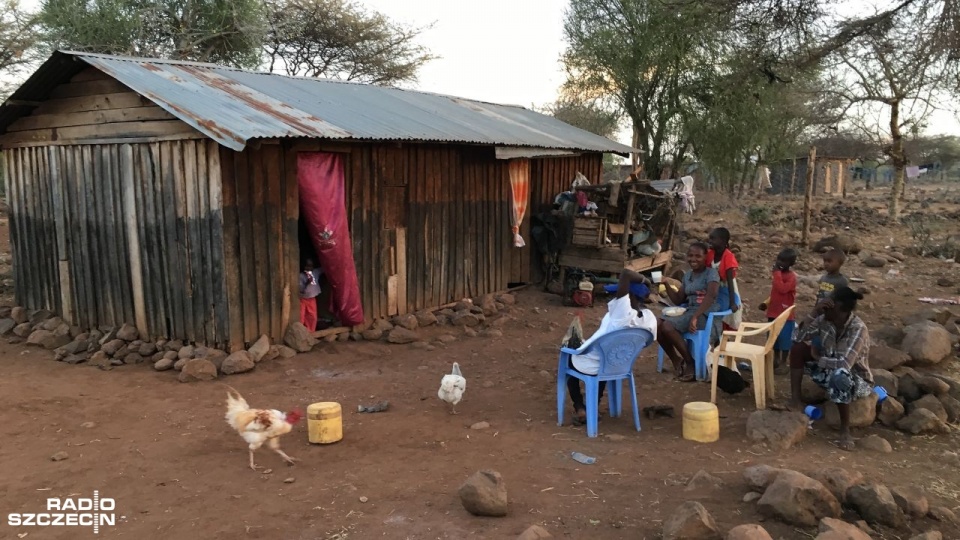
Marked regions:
[663,307,687,317]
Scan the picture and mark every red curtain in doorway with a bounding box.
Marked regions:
[508,159,530,247]
[298,152,365,326]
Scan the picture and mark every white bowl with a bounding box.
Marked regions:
[663,307,687,317]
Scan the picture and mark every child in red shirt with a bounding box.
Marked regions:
[758,248,798,373]
[706,228,741,332]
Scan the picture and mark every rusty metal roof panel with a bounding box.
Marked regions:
[2,51,635,154]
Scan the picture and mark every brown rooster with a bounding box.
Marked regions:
[224,386,303,471]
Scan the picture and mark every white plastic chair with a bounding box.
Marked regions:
[678,176,696,214]
[708,306,796,410]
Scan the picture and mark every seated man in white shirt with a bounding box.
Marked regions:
[566,269,658,426]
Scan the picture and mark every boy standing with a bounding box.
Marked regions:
[299,258,323,332]
[759,248,798,374]
[817,249,849,304]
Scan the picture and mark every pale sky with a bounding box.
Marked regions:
[14,0,960,142]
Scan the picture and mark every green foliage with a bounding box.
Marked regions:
[544,98,620,139]
[0,0,40,97]
[746,205,776,226]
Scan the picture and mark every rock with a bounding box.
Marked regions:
[897,368,923,401]
[414,310,438,327]
[685,470,724,491]
[261,345,280,362]
[154,358,174,371]
[124,352,144,365]
[938,394,960,423]
[890,486,929,518]
[372,319,394,332]
[50,451,69,461]
[902,322,953,365]
[859,434,892,453]
[918,376,951,396]
[464,327,479,338]
[277,345,297,358]
[823,392,877,428]
[862,255,886,268]
[88,351,111,369]
[902,307,955,327]
[174,357,190,371]
[12,322,32,337]
[437,334,457,344]
[162,350,178,361]
[897,408,950,434]
[165,339,184,352]
[451,310,481,328]
[814,234,862,254]
[63,353,89,364]
[725,524,772,540]
[846,483,905,528]
[801,376,829,403]
[112,344,130,359]
[480,294,498,316]
[745,410,808,450]
[393,313,419,331]
[221,351,255,375]
[909,533,942,540]
[470,421,490,430]
[29,309,54,324]
[873,325,905,347]
[872,369,899,397]
[929,506,958,524]
[203,349,227,370]
[870,345,909,370]
[458,470,508,517]
[26,329,71,350]
[808,468,864,504]
[908,394,948,423]
[662,501,720,540]
[138,342,157,357]
[816,518,871,540]
[743,465,783,491]
[176,345,195,359]
[743,492,762,503]
[361,328,383,341]
[517,525,553,540]
[387,327,419,344]
[284,322,317,352]
[10,306,27,324]
[757,470,841,526]
[115,323,138,341]
[248,335,270,363]
[483,328,503,338]
[0,318,16,336]
[497,293,516,305]
[178,358,218,382]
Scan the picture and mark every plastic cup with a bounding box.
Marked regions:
[652,271,663,284]
[874,386,888,402]
[804,405,823,421]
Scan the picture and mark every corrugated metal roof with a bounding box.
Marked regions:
[0,51,637,154]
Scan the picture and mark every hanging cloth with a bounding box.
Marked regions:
[757,166,772,189]
[508,159,530,247]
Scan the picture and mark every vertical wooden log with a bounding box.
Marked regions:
[802,146,817,246]
[789,156,798,196]
[120,144,148,336]
[621,187,637,251]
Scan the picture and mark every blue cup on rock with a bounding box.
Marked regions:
[804,405,823,421]
[874,386,888,402]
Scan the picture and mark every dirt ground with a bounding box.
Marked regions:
[0,184,959,540]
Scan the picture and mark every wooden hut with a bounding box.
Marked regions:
[768,155,855,196]
[0,51,634,350]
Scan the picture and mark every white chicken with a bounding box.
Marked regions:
[224,386,303,471]
[438,362,466,414]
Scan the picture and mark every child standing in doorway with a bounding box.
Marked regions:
[706,227,741,333]
[758,248,798,374]
[299,258,323,331]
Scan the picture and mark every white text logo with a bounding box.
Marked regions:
[8,491,116,534]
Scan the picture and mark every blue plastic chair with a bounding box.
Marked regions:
[557,328,654,437]
[656,294,739,381]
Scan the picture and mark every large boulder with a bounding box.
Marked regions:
[387,327,419,344]
[918,376,951,396]
[745,411,808,450]
[743,465,783,492]
[221,351,256,375]
[870,345,909,370]
[414,310,439,328]
[178,359,218,382]
[846,483,905,528]
[116,323,139,341]
[908,395,948,423]
[896,368,923,402]
[902,307,955,327]
[890,486,929,518]
[284,322,317,352]
[10,306,27,324]
[0,318,16,336]
[393,313,419,331]
[725,524,772,540]
[824,392,878,428]
[662,501,721,540]
[808,468,864,504]
[801,376,829,404]
[813,234,862,254]
[458,470,507,517]
[896,408,949,435]
[26,329,70,350]
[872,325,905,347]
[901,322,953,365]
[938,394,960,423]
[248,335,271,363]
[757,470,841,526]
[816,518,872,540]
[872,369,899,397]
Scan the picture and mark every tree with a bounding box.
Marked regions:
[261,0,434,84]
[828,0,955,218]
[542,98,620,139]
[0,0,39,96]
[37,0,266,68]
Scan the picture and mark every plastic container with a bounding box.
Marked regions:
[682,402,719,443]
[307,402,343,444]
[874,386,888,402]
[570,452,596,465]
[804,405,823,421]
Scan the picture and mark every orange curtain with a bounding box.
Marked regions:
[508,159,530,248]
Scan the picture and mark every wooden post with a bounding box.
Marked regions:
[621,186,637,251]
[120,144,148,337]
[789,156,797,196]
[802,146,817,245]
